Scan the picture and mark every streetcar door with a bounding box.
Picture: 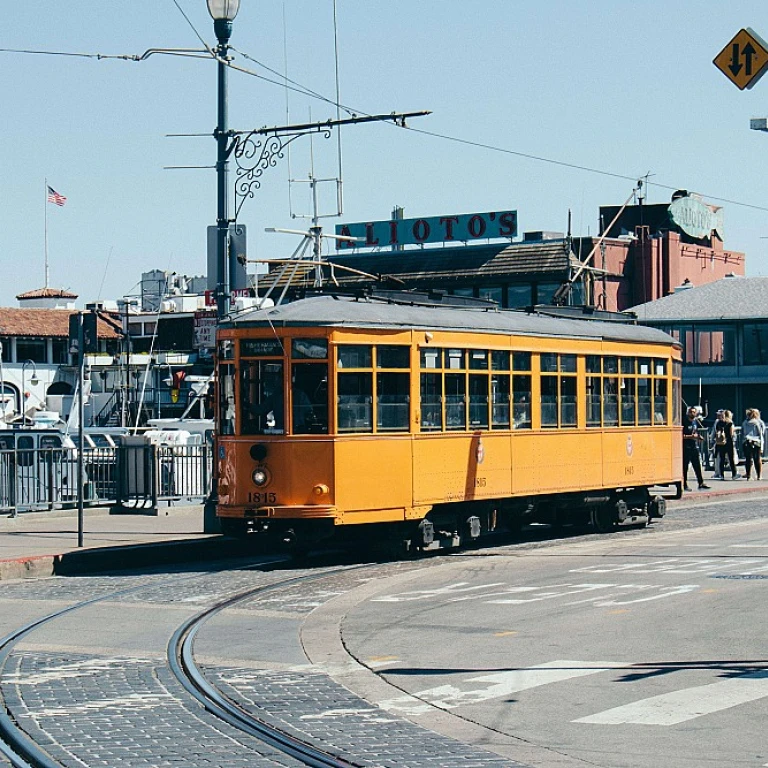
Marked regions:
[240,360,285,435]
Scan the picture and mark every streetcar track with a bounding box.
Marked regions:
[0,557,293,768]
[0,559,378,768]
[168,569,366,768]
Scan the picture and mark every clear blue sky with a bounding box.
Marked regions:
[3,1,768,308]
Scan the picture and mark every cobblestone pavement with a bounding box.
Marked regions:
[209,665,513,768]
[1,561,530,768]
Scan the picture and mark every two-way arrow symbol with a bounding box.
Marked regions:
[729,42,757,76]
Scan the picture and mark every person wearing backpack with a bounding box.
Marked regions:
[741,408,766,480]
[713,409,738,480]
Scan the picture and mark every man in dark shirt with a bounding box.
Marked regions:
[682,406,710,491]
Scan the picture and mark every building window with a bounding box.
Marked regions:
[479,286,502,305]
[744,323,768,365]
[537,282,562,305]
[52,340,69,365]
[16,338,46,363]
[674,324,736,365]
[507,284,532,308]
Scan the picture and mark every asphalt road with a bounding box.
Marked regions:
[325,500,768,768]
[1,495,766,768]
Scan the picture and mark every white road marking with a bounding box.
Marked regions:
[300,708,398,724]
[29,693,173,717]
[372,581,702,608]
[571,558,764,575]
[591,584,699,605]
[371,582,507,602]
[5,658,154,685]
[575,670,768,725]
[380,660,627,716]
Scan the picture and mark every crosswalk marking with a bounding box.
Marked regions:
[380,660,626,716]
[575,670,768,725]
[571,558,765,575]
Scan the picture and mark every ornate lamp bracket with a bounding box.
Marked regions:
[232,128,331,220]
[228,111,430,220]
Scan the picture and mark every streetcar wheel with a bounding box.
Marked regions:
[590,505,617,533]
[220,518,249,538]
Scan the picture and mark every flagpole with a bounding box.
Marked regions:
[44,178,49,288]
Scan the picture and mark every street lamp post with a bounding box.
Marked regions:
[21,360,39,427]
[204,0,241,535]
[0,342,5,424]
[207,0,241,320]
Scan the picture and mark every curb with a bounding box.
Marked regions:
[0,536,252,582]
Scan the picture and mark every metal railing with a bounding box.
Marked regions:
[0,442,212,515]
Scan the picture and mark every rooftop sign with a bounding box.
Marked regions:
[335,210,517,250]
[668,196,724,240]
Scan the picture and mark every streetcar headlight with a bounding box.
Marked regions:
[252,468,270,486]
[313,483,329,496]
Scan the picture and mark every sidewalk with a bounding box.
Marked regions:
[0,503,234,581]
[680,463,768,500]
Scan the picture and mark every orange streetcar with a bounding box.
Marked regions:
[215,292,682,550]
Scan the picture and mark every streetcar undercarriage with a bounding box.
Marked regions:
[218,484,669,553]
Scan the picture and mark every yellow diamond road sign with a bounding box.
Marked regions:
[714,28,768,90]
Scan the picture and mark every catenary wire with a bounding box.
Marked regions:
[3,39,768,215]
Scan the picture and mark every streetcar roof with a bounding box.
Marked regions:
[226,295,677,347]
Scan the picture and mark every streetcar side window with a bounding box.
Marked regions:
[377,372,409,431]
[491,373,510,428]
[603,376,619,426]
[337,345,373,433]
[337,373,372,432]
[512,374,532,429]
[420,372,442,431]
[540,353,577,429]
[637,358,652,426]
[377,346,410,432]
[586,375,601,427]
[240,360,285,435]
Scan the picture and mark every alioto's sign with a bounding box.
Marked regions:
[335,209,517,250]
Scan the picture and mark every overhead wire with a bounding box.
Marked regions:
[4,9,768,217]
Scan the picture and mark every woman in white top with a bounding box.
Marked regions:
[741,408,766,480]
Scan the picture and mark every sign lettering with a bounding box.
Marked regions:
[336,209,517,250]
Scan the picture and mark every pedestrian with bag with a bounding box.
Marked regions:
[713,409,738,480]
[741,408,766,480]
[682,406,710,491]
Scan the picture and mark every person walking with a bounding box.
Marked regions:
[683,406,710,491]
[741,408,766,480]
[713,409,739,480]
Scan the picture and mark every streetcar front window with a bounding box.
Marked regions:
[292,363,328,434]
[240,360,285,435]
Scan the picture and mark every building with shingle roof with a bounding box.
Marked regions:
[632,274,768,421]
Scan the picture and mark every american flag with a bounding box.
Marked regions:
[46,185,67,206]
